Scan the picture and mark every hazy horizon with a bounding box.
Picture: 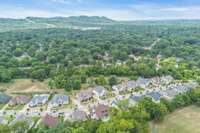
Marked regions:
[0,0,200,20]
[2,15,200,21]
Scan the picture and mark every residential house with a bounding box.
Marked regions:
[50,95,69,107]
[146,91,163,102]
[10,114,34,128]
[92,104,109,119]
[161,75,174,84]
[42,114,59,128]
[0,117,8,125]
[162,82,197,99]
[9,95,31,106]
[71,109,87,121]
[129,94,144,104]
[110,100,118,107]
[93,86,107,98]
[162,89,178,99]
[0,93,11,104]
[29,94,49,107]
[150,77,162,86]
[126,80,137,91]
[136,77,150,88]
[112,84,127,93]
[76,90,93,102]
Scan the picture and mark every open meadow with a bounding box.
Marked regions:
[150,106,200,133]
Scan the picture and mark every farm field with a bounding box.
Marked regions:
[150,106,200,133]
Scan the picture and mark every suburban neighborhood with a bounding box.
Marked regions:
[0,75,198,129]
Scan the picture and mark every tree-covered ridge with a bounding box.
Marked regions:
[1,16,200,32]
[0,16,115,32]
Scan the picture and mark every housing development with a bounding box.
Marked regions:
[0,75,197,128]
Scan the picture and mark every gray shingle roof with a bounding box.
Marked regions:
[51,95,69,105]
[77,91,93,101]
[129,95,144,102]
[0,93,11,104]
[146,91,162,101]
[0,117,8,125]
[137,77,150,87]
[95,86,106,94]
[29,94,48,107]
[71,109,87,121]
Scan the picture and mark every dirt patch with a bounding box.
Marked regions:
[1,79,65,94]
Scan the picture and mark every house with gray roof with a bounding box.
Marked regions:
[150,77,162,86]
[162,89,179,99]
[29,94,49,107]
[76,90,93,102]
[162,82,197,99]
[126,80,137,91]
[146,91,163,102]
[93,86,107,98]
[50,95,69,107]
[110,99,118,107]
[136,77,150,88]
[10,114,34,128]
[0,117,8,125]
[0,93,11,104]
[129,94,144,105]
[71,109,87,121]
[161,75,174,84]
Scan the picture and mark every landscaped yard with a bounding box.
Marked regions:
[0,104,5,109]
[150,106,200,133]
[54,102,76,110]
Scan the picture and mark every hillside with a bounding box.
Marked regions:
[0,16,115,32]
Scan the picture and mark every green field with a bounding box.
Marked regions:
[150,106,200,133]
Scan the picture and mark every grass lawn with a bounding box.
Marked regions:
[54,102,76,110]
[5,104,25,110]
[4,115,14,123]
[150,106,200,133]
[0,104,5,109]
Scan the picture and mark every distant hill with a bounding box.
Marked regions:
[0,16,200,32]
[0,16,115,32]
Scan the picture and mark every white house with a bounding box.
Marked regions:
[112,84,127,93]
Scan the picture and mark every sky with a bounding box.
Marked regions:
[0,0,200,20]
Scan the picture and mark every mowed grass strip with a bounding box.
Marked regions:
[150,106,200,133]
